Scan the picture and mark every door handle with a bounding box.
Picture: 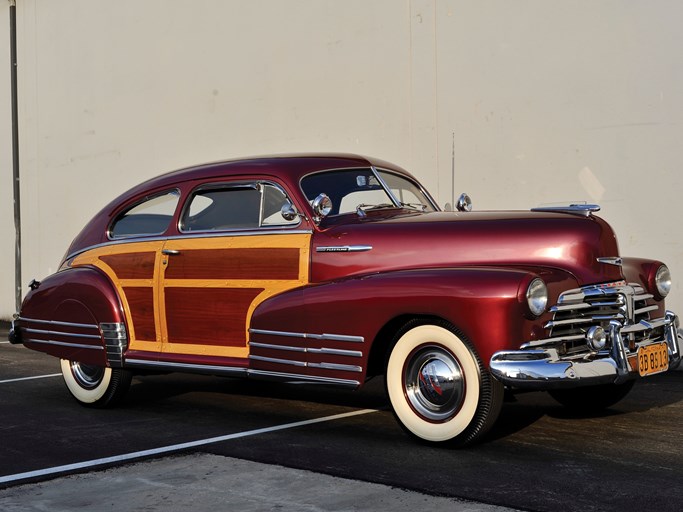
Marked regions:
[162,249,180,256]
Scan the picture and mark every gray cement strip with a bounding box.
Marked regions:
[0,454,520,512]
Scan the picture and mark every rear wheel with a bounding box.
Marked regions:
[385,320,503,446]
[549,380,635,413]
[60,359,132,408]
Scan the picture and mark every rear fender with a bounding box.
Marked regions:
[18,267,126,367]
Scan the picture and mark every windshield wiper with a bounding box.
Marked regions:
[400,202,427,211]
[355,203,395,217]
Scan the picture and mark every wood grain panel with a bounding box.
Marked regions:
[164,248,300,280]
[164,288,263,346]
[123,287,156,341]
[101,252,156,279]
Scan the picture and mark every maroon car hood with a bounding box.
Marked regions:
[311,211,623,284]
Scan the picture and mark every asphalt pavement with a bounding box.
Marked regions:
[3,318,682,512]
[0,320,519,512]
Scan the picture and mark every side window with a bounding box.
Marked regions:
[181,183,299,232]
[182,187,261,231]
[261,184,299,226]
[109,190,180,238]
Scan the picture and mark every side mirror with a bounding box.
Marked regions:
[312,193,333,221]
[456,193,472,212]
[280,202,300,222]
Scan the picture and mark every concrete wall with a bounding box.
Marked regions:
[1,0,682,319]
[0,1,13,318]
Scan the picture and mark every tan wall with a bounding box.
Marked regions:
[1,0,682,319]
[0,1,13,317]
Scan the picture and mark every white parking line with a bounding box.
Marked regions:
[0,408,379,485]
[0,374,61,384]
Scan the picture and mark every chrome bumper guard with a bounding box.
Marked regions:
[8,319,21,344]
[490,311,682,389]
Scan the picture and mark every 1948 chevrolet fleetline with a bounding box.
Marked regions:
[9,154,682,446]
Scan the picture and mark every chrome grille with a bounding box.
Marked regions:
[544,282,658,355]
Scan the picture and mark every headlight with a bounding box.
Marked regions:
[526,278,548,317]
[655,264,671,298]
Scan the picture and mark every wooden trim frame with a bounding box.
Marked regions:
[71,233,311,360]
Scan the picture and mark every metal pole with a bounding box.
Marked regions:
[9,0,22,311]
[451,132,455,210]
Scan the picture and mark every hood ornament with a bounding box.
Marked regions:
[531,203,601,217]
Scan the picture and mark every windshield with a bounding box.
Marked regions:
[300,168,437,216]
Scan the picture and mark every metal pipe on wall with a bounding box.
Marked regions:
[9,0,22,311]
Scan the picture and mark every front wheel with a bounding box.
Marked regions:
[60,359,132,408]
[386,321,503,447]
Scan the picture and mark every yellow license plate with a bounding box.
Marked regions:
[638,342,669,377]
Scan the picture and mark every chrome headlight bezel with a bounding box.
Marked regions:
[655,264,672,299]
[526,278,548,317]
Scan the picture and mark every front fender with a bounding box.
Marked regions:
[252,267,577,375]
[17,267,126,366]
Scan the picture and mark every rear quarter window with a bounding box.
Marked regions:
[109,190,180,238]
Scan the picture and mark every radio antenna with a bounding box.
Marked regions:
[451,132,455,210]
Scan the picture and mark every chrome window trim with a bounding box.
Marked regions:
[63,229,314,262]
[249,328,364,343]
[177,180,302,234]
[371,165,401,207]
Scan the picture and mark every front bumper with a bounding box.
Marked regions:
[490,310,682,389]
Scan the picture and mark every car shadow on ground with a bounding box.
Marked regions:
[485,371,682,443]
[126,372,390,411]
[118,369,682,446]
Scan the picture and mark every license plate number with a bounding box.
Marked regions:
[638,342,669,377]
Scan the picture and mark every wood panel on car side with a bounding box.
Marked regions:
[159,233,310,359]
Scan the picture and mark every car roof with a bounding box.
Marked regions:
[123,153,408,196]
[65,154,417,258]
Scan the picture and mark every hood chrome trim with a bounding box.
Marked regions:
[531,203,601,217]
[597,257,623,266]
[316,245,372,253]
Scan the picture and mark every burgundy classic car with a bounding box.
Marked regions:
[9,154,682,446]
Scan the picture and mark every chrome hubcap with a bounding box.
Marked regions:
[70,362,104,389]
[404,346,464,422]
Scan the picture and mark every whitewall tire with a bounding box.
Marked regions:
[386,321,503,446]
[60,359,132,407]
